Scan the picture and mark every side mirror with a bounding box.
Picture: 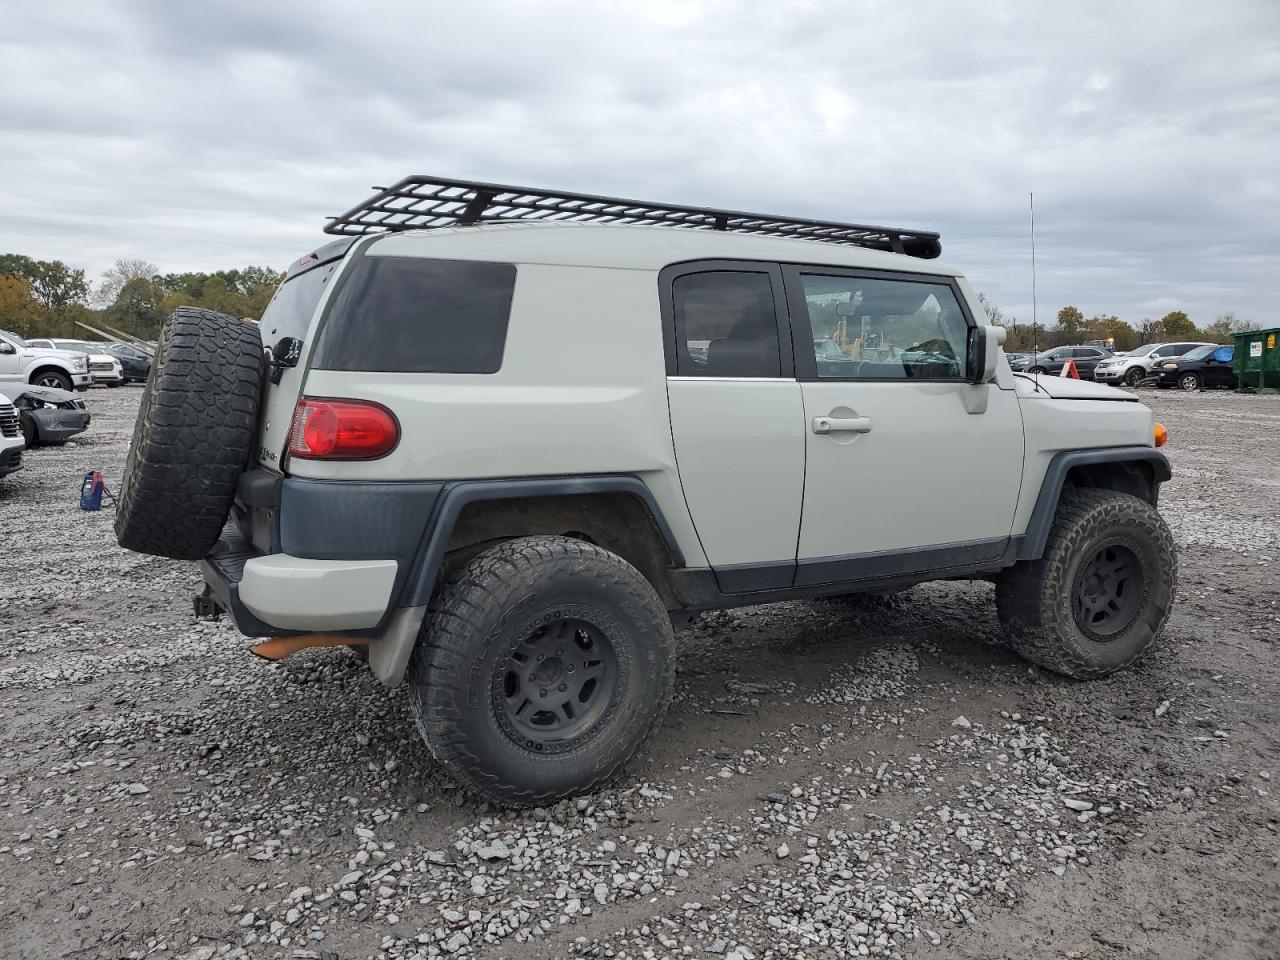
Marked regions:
[967,325,1005,384]
[0,341,15,355]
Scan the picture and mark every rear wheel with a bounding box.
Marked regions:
[996,489,1176,679]
[1028,366,1048,375]
[1179,372,1201,391]
[408,536,675,807]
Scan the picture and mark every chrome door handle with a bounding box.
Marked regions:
[812,415,873,435]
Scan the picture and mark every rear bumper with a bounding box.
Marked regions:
[201,470,444,636]
[201,525,398,633]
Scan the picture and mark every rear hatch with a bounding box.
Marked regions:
[253,237,358,470]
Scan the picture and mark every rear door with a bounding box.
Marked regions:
[1207,346,1236,386]
[663,261,804,591]
[1072,347,1106,377]
[782,266,1023,585]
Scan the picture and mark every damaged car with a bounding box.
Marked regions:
[8,384,90,446]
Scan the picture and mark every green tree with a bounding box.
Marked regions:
[94,259,159,308]
[107,276,166,338]
[1056,305,1086,343]
[1159,310,1197,339]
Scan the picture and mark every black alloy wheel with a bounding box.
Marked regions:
[1071,542,1145,641]
[1124,367,1145,386]
[497,617,619,751]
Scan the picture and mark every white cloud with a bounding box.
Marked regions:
[2,0,1276,325]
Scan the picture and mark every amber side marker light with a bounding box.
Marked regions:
[1154,422,1169,448]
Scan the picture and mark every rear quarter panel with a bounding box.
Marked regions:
[292,262,708,567]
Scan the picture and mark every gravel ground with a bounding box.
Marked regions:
[1,386,1277,960]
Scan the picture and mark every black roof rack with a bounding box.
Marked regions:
[324,175,941,259]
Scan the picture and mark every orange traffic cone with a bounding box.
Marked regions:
[1060,359,1081,379]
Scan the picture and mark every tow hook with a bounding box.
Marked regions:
[193,586,222,621]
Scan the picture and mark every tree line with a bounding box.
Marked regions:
[977,294,1259,353]
[0,251,1261,352]
[0,254,282,341]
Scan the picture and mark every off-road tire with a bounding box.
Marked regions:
[114,307,263,560]
[408,536,676,807]
[996,488,1176,679]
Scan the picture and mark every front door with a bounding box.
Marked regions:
[663,262,805,592]
[0,334,22,383]
[782,266,1023,586]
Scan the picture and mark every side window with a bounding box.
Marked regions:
[1153,345,1177,357]
[1074,348,1101,359]
[797,274,968,379]
[312,257,516,374]
[672,271,781,377]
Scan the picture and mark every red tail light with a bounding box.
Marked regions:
[288,398,399,460]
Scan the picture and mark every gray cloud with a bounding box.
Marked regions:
[3,0,1277,326]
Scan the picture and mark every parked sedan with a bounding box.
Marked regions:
[1155,344,1236,390]
[1007,345,1113,379]
[7,383,90,446]
[100,342,152,382]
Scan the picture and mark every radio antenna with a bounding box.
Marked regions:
[1030,192,1042,391]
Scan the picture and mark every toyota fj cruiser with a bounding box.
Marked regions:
[115,177,1176,806]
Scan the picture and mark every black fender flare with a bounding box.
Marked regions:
[400,475,687,608]
[1016,446,1171,561]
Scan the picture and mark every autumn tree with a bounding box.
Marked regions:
[0,254,89,316]
[1200,313,1258,343]
[1085,314,1140,351]
[1159,310,1198,339]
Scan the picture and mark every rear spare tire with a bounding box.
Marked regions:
[115,307,264,560]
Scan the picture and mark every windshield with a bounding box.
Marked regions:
[1183,345,1216,360]
[1,330,28,347]
[1122,345,1152,357]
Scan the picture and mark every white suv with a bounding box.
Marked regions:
[1093,341,1214,386]
[114,177,1178,806]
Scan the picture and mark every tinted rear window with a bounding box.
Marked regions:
[260,260,338,344]
[312,257,516,374]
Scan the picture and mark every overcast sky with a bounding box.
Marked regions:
[4,0,1278,326]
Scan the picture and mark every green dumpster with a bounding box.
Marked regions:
[1232,327,1280,393]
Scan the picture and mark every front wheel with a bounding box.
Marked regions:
[996,489,1176,679]
[408,536,675,807]
[1179,373,1201,391]
[1124,367,1145,386]
[32,370,73,391]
